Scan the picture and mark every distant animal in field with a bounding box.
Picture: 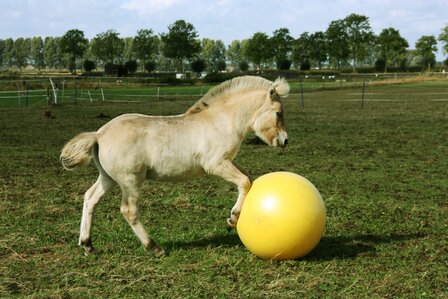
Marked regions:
[60,76,290,256]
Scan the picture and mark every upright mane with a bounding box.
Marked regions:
[186,76,287,114]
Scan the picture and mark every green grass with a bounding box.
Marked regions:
[1,80,447,298]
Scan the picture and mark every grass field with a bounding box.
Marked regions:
[1,79,447,298]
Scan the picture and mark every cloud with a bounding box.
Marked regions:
[121,0,183,15]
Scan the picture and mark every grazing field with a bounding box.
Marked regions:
[1,80,447,298]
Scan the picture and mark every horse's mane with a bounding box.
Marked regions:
[186,76,288,114]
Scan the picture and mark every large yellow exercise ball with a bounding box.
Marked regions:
[236,172,326,260]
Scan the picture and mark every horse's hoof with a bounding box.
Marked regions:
[146,241,165,257]
[80,238,95,256]
[83,246,95,256]
[226,218,236,231]
[153,246,165,257]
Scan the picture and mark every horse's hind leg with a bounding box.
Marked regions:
[119,176,165,257]
[79,174,115,254]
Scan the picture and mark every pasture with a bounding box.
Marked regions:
[1,79,447,298]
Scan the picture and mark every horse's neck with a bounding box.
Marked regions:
[208,91,265,138]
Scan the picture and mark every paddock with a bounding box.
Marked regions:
[1,79,447,297]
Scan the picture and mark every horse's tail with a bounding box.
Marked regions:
[60,132,98,170]
[269,77,290,99]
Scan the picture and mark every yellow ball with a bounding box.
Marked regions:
[237,172,326,260]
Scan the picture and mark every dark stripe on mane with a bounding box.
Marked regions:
[186,76,273,114]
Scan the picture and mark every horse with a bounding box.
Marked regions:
[60,75,290,256]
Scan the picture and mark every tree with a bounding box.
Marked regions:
[0,39,5,68]
[406,50,424,67]
[44,37,64,70]
[124,60,138,75]
[90,30,125,65]
[155,53,174,72]
[308,31,327,69]
[191,58,206,76]
[326,19,350,69]
[133,29,158,69]
[216,59,226,71]
[376,28,408,72]
[245,32,273,70]
[3,38,14,68]
[144,61,156,73]
[227,40,243,70]
[31,36,45,70]
[239,39,251,71]
[292,32,311,70]
[343,13,375,71]
[83,59,96,72]
[212,40,226,71]
[104,62,116,75]
[228,39,251,71]
[271,28,294,70]
[438,24,448,58]
[415,35,438,70]
[13,38,31,70]
[239,60,249,71]
[201,39,215,70]
[160,20,201,72]
[122,37,134,62]
[201,38,226,71]
[60,29,88,73]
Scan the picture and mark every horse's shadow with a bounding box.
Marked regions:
[165,232,424,261]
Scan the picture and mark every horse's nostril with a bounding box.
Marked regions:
[284,139,288,146]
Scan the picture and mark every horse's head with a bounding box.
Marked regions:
[251,82,289,147]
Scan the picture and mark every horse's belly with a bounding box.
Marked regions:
[146,161,205,181]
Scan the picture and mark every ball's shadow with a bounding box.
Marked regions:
[304,234,404,261]
[166,231,424,261]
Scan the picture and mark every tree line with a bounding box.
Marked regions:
[1,14,447,75]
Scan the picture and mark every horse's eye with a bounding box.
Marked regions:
[276,112,283,117]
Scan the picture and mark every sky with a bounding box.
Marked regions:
[1,0,447,60]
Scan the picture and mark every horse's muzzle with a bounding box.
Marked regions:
[277,131,288,148]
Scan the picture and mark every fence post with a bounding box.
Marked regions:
[25,81,29,108]
[49,78,58,104]
[47,85,51,105]
[17,83,21,107]
[100,80,104,102]
[74,81,78,105]
[361,81,366,109]
[157,85,160,99]
[300,80,305,109]
[61,80,65,102]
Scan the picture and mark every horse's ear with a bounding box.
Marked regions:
[269,87,279,101]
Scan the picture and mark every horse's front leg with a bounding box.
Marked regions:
[209,160,251,229]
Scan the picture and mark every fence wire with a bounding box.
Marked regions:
[0,75,447,108]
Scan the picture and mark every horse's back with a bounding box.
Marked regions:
[96,113,205,181]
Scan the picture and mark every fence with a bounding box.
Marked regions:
[0,74,447,109]
[0,78,217,108]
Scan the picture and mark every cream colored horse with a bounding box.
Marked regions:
[60,76,289,256]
